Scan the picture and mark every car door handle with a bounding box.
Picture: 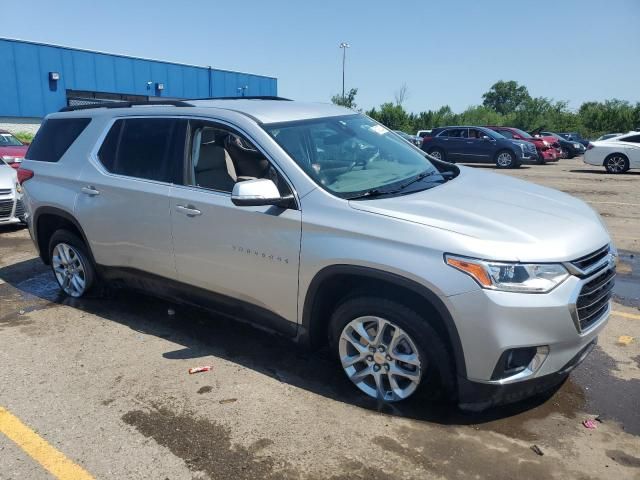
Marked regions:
[175,205,202,217]
[81,186,100,196]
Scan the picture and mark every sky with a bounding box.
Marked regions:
[2,0,639,113]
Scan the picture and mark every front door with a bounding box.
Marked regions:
[464,128,494,162]
[170,120,302,330]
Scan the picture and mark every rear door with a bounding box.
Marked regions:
[75,116,186,279]
[169,118,301,329]
[620,134,640,167]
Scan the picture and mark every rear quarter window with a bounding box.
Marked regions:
[25,118,91,162]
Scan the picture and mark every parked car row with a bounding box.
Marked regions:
[584,131,640,173]
[420,126,539,168]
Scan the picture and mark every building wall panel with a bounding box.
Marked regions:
[0,38,277,118]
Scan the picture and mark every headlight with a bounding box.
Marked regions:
[445,255,569,293]
[573,143,581,148]
[1,156,14,161]
[543,140,550,146]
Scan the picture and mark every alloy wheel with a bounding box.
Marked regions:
[606,155,627,173]
[429,150,442,160]
[497,152,513,167]
[339,316,422,401]
[52,243,87,297]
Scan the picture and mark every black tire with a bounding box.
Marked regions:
[604,153,630,174]
[48,229,96,298]
[329,295,455,402]
[495,150,520,169]
[536,155,546,165]
[428,147,448,163]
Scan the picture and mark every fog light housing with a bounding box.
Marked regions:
[491,346,549,381]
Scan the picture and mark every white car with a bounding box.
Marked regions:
[584,131,640,173]
[0,159,25,225]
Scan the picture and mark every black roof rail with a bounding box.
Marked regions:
[59,100,193,112]
[189,96,292,101]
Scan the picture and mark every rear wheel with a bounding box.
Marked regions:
[49,230,96,298]
[604,153,629,174]
[495,150,520,169]
[329,296,453,402]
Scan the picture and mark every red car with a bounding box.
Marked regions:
[0,130,29,169]
[485,126,560,164]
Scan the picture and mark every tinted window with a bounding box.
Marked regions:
[26,118,91,162]
[621,135,640,143]
[447,128,467,138]
[468,128,486,139]
[98,118,186,183]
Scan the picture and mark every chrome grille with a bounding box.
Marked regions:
[576,268,615,331]
[569,245,611,277]
[0,199,13,218]
[0,188,12,195]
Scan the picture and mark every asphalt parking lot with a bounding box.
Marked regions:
[1,157,639,480]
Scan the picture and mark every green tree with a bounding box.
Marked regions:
[366,102,411,131]
[482,80,531,115]
[331,88,358,109]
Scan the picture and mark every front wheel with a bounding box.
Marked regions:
[604,154,629,174]
[496,150,520,169]
[329,296,453,402]
[49,230,96,298]
[428,148,448,162]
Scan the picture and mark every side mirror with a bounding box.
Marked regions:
[231,178,294,208]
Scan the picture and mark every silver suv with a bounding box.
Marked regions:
[19,98,616,410]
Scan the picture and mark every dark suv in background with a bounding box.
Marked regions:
[421,126,537,168]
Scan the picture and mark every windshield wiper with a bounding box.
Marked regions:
[397,170,437,190]
[345,188,389,200]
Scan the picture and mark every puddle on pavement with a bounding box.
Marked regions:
[615,250,640,308]
[122,406,294,480]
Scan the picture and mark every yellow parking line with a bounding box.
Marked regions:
[613,310,640,320]
[0,406,94,480]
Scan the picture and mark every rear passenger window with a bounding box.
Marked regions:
[98,118,186,183]
[25,118,91,162]
[622,135,640,143]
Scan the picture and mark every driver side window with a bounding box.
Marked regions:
[187,121,289,195]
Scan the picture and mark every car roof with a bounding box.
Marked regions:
[53,99,355,125]
[188,99,352,124]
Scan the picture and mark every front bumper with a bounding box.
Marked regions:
[0,196,25,224]
[458,339,595,411]
[444,268,610,407]
[540,149,559,161]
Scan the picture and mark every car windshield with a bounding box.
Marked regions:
[512,128,532,139]
[265,114,445,198]
[0,133,24,146]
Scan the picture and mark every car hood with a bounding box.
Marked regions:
[348,167,609,262]
[0,165,17,189]
[0,145,28,157]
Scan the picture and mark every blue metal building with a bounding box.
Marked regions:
[0,38,278,120]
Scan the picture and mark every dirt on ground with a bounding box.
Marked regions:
[0,157,639,479]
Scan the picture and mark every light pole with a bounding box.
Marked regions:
[339,42,350,102]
